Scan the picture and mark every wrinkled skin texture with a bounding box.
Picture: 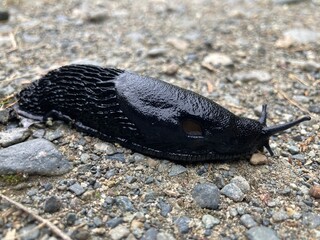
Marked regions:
[17,65,267,162]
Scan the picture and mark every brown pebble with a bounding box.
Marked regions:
[309,185,320,199]
[250,153,268,165]
[163,63,179,75]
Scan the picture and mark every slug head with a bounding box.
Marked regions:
[256,105,310,156]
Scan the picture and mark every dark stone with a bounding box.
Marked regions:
[158,199,172,217]
[106,217,123,228]
[66,213,77,226]
[174,216,190,234]
[44,196,61,213]
[0,139,71,176]
[115,196,134,211]
[141,227,158,240]
[192,183,220,209]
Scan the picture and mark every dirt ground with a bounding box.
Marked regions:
[0,0,319,239]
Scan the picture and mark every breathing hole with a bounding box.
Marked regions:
[182,119,203,137]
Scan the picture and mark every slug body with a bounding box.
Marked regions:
[16,65,310,162]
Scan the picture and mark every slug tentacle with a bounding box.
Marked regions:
[262,116,311,137]
[16,64,311,162]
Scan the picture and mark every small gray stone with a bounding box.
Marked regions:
[94,142,115,154]
[0,84,15,98]
[27,189,37,197]
[147,48,167,57]
[126,175,137,184]
[168,164,187,176]
[283,28,320,44]
[107,153,125,162]
[32,129,45,138]
[221,183,245,202]
[0,128,31,147]
[69,183,85,196]
[240,214,258,228]
[302,213,320,228]
[44,128,64,141]
[0,139,71,176]
[105,169,117,179]
[273,0,306,4]
[230,176,250,193]
[66,213,77,226]
[19,224,40,240]
[174,216,190,234]
[192,183,220,209]
[230,70,272,83]
[288,145,300,155]
[106,217,123,228]
[202,53,233,70]
[116,196,134,211]
[44,196,61,213]
[93,216,103,227]
[289,60,320,72]
[80,153,90,163]
[272,210,289,222]
[109,225,130,240]
[246,226,279,240]
[202,214,220,228]
[308,104,320,114]
[158,199,172,217]
[156,232,176,240]
[141,227,158,240]
[0,109,10,124]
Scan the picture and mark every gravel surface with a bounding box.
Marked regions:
[0,0,319,239]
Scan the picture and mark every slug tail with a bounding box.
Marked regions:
[263,116,311,137]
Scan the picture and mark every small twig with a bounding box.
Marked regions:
[7,32,18,53]
[0,194,72,240]
[276,89,311,115]
[288,73,310,87]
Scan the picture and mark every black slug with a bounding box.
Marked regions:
[16,65,310,162]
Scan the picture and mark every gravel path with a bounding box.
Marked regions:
[0,0,319,239]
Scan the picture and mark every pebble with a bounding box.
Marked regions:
[141,227,158,240]
[107,153,126,162]
[272,210,289,222]
[309,185,320,199]
[163,63,179,75]
[288,145,300,155]
[0,139,72,176]
[221,183,245,202]
[168,164,187,176]
[302,213,320,228]
[246,226,279,240]
[250,153,268,165]
[308,104,320,114]
[0,128,31,147]
[229,70,272,83]
[44,128,64,141]
[44,196,61,213]
[202,53,233,71]
[167,37,189,51]
[19,224,40,240]
[66,213,77,226]
[0,10,10,21]
[116,196,135,211]
[0,109,10,124]
[283,28,320,44]
[109,225,130,240]
[27,189,37,197]
[93,216,103,227]
[289,60,320,72]
[174,216,190,234]
[107,217,124,228]
[94,142,115,155]
[192,183,220,209]
[158,199,172,217]
[147,48,167,57]
[230,176,250,193]
[292,95,309,103]
[202,214,220,228]
[273,0,306,4]
[0,84,15,98]
[69,183,86,196]
[240,214,258,228]
[156,232,176,240]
